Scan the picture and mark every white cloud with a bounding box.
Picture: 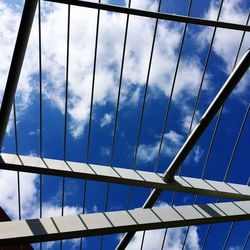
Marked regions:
[137,130,204,164]
[137,130,184,163]
[194,0,250,102]
[193,146,203,163]
[228,246,242,250]
[100,113,113,127]
[196,0,249,73]
[0,169,81,221]
[0,0,205,138]
[0,170,37,219]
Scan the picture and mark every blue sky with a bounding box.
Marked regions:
[0,0,249,249]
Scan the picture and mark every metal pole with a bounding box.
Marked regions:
[116,48,250,249]
[0,0,38,149]
[164,48,250,182]
[45,0,250,32]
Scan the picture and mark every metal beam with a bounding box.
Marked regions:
[116,49,250,249]
[164,49,250,182]
[0,153,250,200]
[44,0,250,32]
[0,200,249,245]
[0,0,38,149]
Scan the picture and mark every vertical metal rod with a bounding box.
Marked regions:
[100,0,132,248]
[109,0,131,167]
[185,0,224,140]
[222,107,249,250]
[132,0,162,170]
[200,13,250,248]
[119,0,192,247]
[86,0,101,163]
[13,101,21,221]
[38,1,43,249]
[81,2,101,249]
[126,0,162,214]
[60,4,71,250]
[154,0,193,173]
[180,1,225,246]
[202,105,250,249]
[79,179,87,249]
[243,232,250,250]
[0,0,38,150]
[136,1,163,246]
[120,1,164,245]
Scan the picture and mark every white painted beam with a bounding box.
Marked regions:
[0,201,249,245]
[0,153,249,200]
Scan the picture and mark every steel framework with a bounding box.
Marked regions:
[0,0,249,249]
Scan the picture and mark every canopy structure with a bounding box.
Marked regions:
[0,0,249,249]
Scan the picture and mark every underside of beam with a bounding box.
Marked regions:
[0,153,249,200]
[45,0,250,32]
[0,200,249,245]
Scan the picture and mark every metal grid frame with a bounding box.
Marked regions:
[0,0,249,249]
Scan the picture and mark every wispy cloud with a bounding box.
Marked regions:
[0,0,207,139]
[137,130,184,163]
[100,113,113,128]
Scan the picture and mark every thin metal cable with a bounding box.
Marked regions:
[243,232,250,250]
[126,0,162,216]
[147,0,194,247]
[132,0,162,171]
[80,2,101,249]
[99,1,131,249]
[178,0,224,180]
[223,106,250,182]
[14,100,21,221]
[129,0,165,247]
[60,4,71,250]
[154,0,193,173]
[38,0,43,218]
[79,179,87,249]
[38,1,43,248]
[181,106,223,250]
[185,0,224,142]
[109,0,131,167]
[221,105,250,250]
[162,0,225,247]
[99,183,110,250]
[140,231,146,250]
[201,13,250,249]
[86,0,101,164]
[201,106,249,249]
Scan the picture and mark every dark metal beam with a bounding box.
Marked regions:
[44,0,250,32]
[0,0,38,149]
[116,49,250,249]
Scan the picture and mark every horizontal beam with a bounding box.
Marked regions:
[0,200,249,245]
[0,153,250,200]
[45,0,250,32]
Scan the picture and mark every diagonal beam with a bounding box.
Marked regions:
[117,49,250,249]
[45,0,250,32]
[0,200,249,246]
[164,49,250,182]
[0,153,250,200]
[0,0,38,149]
